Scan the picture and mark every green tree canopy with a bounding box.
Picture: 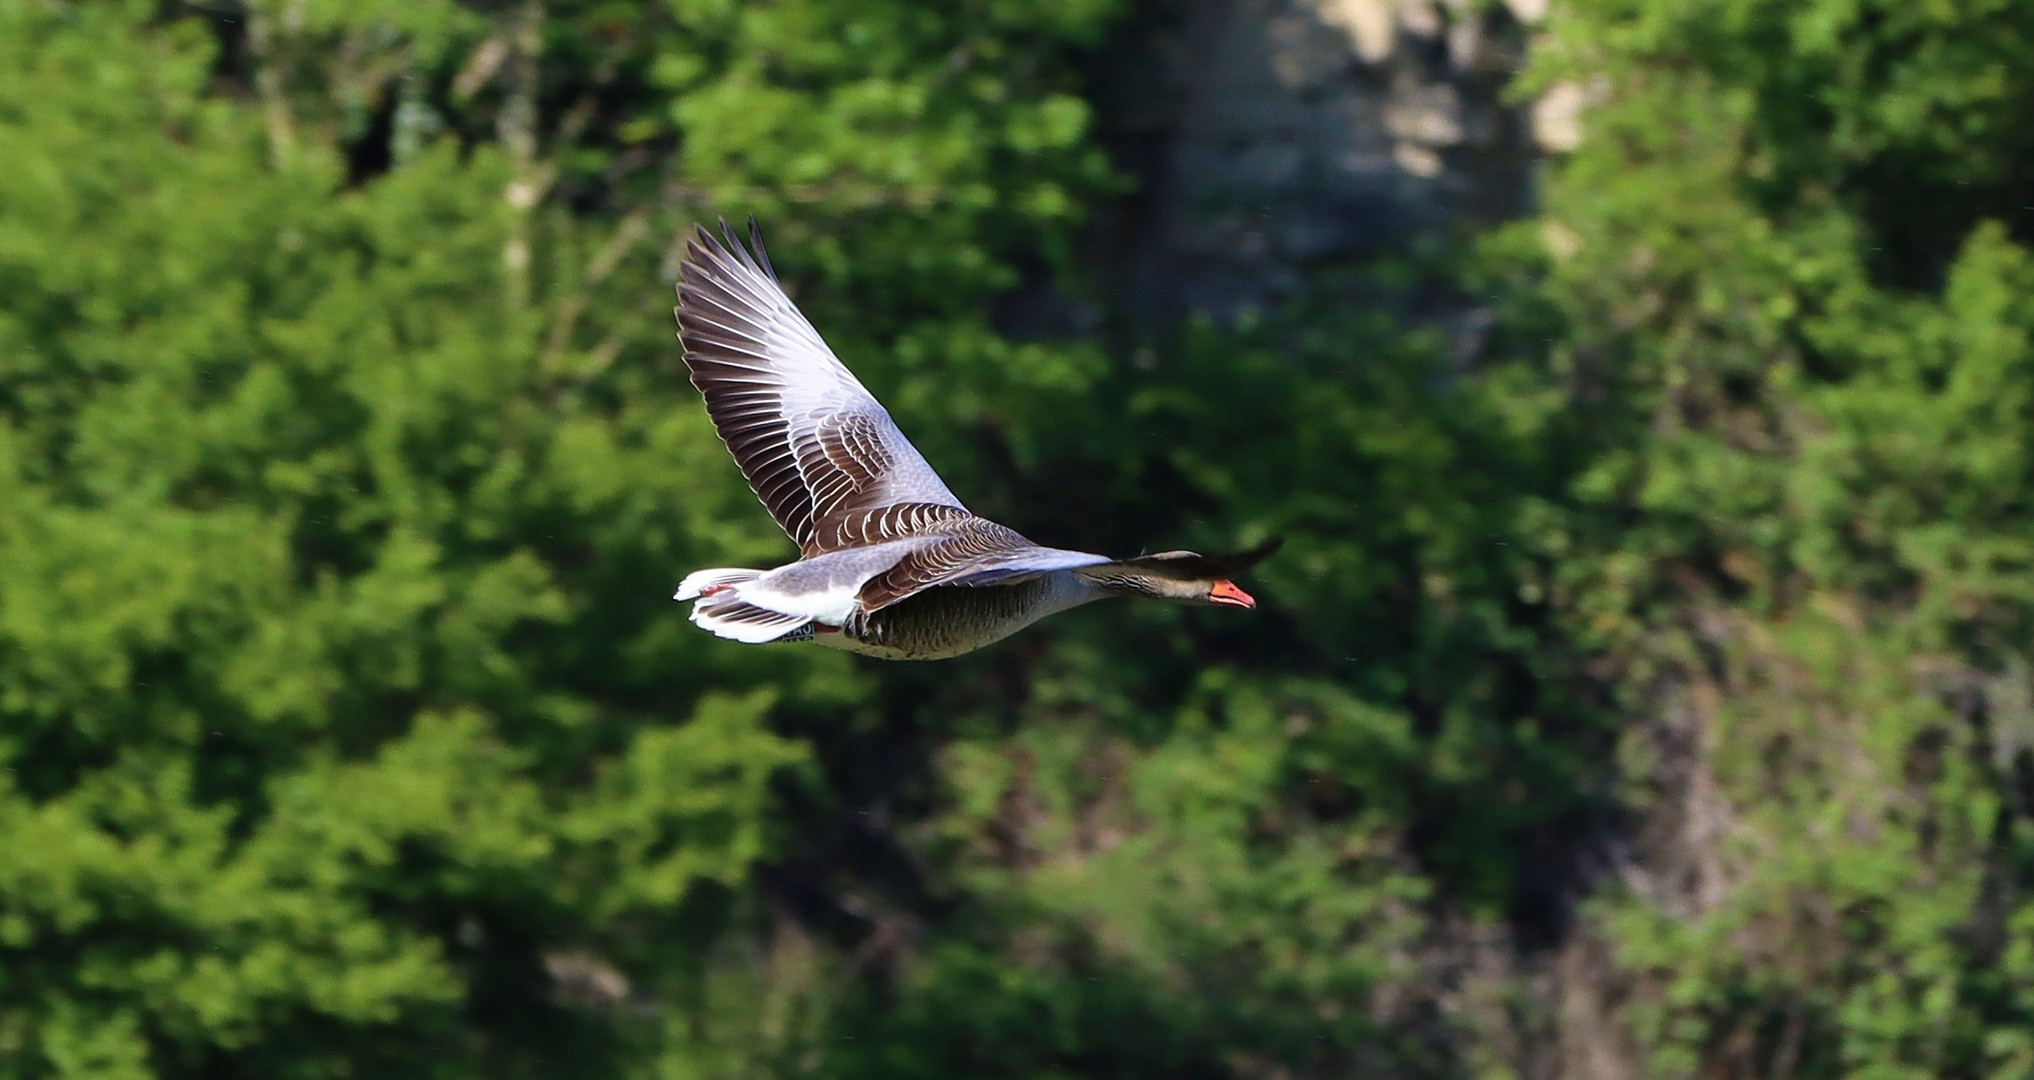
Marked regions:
[6,0,2034,1078]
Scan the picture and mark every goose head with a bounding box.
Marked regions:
[1078,537,1282,609]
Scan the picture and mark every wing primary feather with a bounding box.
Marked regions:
[675,218,967,556]
[746,215,778,279]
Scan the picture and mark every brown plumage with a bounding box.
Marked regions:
[671,219,1276,659]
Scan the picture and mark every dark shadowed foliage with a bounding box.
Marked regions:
[5,1,2034,1078]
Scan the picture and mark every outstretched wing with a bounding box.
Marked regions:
[856,519,1109,612]
[675,220,965,556]
[1086,537,1285,580]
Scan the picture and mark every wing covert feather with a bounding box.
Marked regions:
[675,221,964,555]
[855,519,1108,611]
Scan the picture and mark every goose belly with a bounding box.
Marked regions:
[818,576,1093,661]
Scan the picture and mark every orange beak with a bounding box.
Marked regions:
[1208,579,1256,609]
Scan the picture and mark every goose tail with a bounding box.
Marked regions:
[675,567,764,601]
[675,567,813,644]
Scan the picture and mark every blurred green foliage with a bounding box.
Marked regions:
[3,0,2034,1077]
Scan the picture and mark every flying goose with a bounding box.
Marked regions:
[671,220,1278,660]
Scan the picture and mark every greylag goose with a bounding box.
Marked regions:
[671,220,1277,660]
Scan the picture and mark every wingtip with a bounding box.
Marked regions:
[680,215,777,284]
[747,215,777,277]
[1225,535,1284,575]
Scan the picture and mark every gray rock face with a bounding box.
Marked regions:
[1095,0,1566,324]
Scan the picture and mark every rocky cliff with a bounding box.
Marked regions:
[1096,0,1574,323]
